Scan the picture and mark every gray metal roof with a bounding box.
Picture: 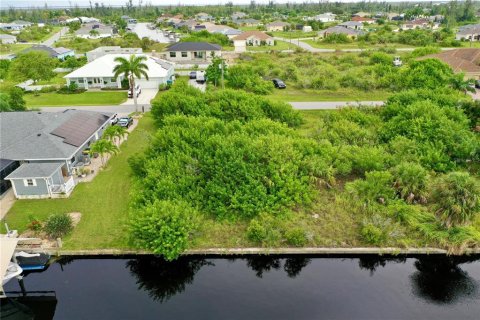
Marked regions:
[166,42,222,51]
[0,110,113,161]
[21,45,72,58]
[0,159,15,172]
[5,162,63,179]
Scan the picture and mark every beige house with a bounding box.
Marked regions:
[418,48,480,80]
[232,31,274,52]
[266,21,289,32]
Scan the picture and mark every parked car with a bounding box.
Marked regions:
[196,71,206,83]
[117,117,133,128]
[272,78,286,89]
[189,71,197,79]
[128,84,141,98]
[110,114,118,125]
[475,80,480,89]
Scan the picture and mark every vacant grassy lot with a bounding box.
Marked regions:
[247,40,292,51]
[266,86,392,102]
[301,39,414,50]
[25,91,127,107]
[0,43,33,55]
[2,115,156,249]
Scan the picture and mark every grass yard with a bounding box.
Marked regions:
[271,31,318,39]
[266,86,392,102]
[25,91,127,107]
[0,43,33,55]
[36,73,69,86]
[301,39,414,50]
[247,40,293,51]
[1,115,157,249]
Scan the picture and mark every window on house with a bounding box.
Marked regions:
[111,78,116,82]
[181,51,188,57]
[79,79,84,83]
[24,179,36,187]
[170,52,176,58]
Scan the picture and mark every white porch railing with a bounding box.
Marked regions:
[50,176,75,194]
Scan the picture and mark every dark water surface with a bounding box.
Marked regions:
[2,255,480,320]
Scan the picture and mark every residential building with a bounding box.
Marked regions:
[196,12,214,21]
[64,54,174,89]
[0,34,16,44]
[338,21,364,30]
[351,16,375,24]
[318,26,364,39]
[352,12,371,18]
[234,19,261,27]
[0,20,32,31]
[401,19,433,30]
[164,42,221,63]
[22,45,75,60]
[206,24,243,39]
[86,46,143,62]
[266,21,289,32]
[303,26,313,33]
[314,13,336,23]
[1,110,115,199]
[456,24,480,41]
[231,12,247,20]
[385,13,402,21]
[232,31,274,52]
[418,48,480,79]
[75,23,116,39]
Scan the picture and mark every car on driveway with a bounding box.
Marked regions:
[128,84,141,98]
[189,71,197,79]
[272,78,286,89]
[110,114,118,125]
[117,117,133,128]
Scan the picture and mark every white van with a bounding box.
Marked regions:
[128,84,141,98]
[196,71,206,84]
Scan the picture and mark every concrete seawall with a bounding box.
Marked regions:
[27,247,480,256]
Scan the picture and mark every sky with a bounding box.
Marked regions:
[0,0,448,9]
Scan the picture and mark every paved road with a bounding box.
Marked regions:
[42,27,68,46]
[39,104,151,116]
[39,101,386,115]
[290,101,384,110]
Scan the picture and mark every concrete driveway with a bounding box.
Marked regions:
[121,88,158,106]
[188,79,206,92]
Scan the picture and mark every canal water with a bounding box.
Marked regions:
[2,255,480,319]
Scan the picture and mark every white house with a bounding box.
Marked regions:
[456,24,480,41]
[164,42,222,63]
[0,20,32,31]
[86,46,143,62]
[76,23,115,39]
[64,54,175,90]
[314,13,336,23]
[0,34,17,44]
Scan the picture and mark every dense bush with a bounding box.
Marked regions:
[150,81,301,126]
[390,162,429,203]
[346,171,396,206]
[322,33,352,44]
[226,65,274,95]
[130,200,199,260]
[44,213,73,239]
[430,172,480,228]
[132,116,321,220]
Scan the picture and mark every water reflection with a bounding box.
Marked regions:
[411,256,479,304]
[245,256,311,278]
[284,257,311,278]
[126,256,211,302]
[358,256,407,276]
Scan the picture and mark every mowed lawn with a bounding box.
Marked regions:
[266,86,392,102]
[25,91,127,107]
[2,115,156,249]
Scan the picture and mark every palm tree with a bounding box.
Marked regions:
[113,55,149,113]
[450,74,476,95]
[89,139,119,167]
[103,125,129,145]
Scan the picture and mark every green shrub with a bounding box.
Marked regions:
[246,213,282,246]
[43,213,73,239]
[390,162,429,202]
[285,228,308,247]
[27,215,42,232]
[322,33,352,44]
[130,200,199,261]
[361,223,386,245]
[346,171,396,206]
[430,172,480,228]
